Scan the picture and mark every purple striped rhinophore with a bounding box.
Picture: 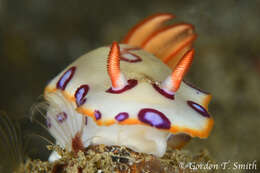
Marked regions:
[56,66,76,90]
[94,110,102,120]
[187,100,210,118]
[56,112,68,123]
[115,112,129,122]
[138,108,171,129]
[75,85,89,107]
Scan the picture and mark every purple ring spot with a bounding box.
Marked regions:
[56,112,68,123]
[75,85,89,107]
[56,66,76,90]
[187,100,211,118]
[121,52,142,63]
[94,110,102,120]
[106,79,137,94]
[152,84,174,100]
[138,108,171,129]
[115,112,129,122]
[46,117,51,128]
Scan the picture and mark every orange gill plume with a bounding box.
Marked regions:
[162,49,195,93]
[122,13,196,70]
[122,13,175,47]
[142,24,196,69]
[107,42,127,90]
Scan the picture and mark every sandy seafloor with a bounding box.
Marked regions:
[0,0,259,172]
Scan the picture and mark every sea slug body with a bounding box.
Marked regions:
[44,13,214,160]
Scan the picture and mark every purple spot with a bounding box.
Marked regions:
[115,112,129,122]
[138,108,171,129]
[120,47,142,63]
[56,112,68,123]
[85,117,88,125]
[187,101,211,118]
[75,85,89,107]
[106,79,137,94]
[152,83,175,100]
[121,52,142,63]
[94,110,102,120]
[46,117,51,128]
[56,66,76,90]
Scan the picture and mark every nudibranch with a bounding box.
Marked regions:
[44,13,213,161]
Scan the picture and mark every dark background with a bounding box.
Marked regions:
[0,0,259,167]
